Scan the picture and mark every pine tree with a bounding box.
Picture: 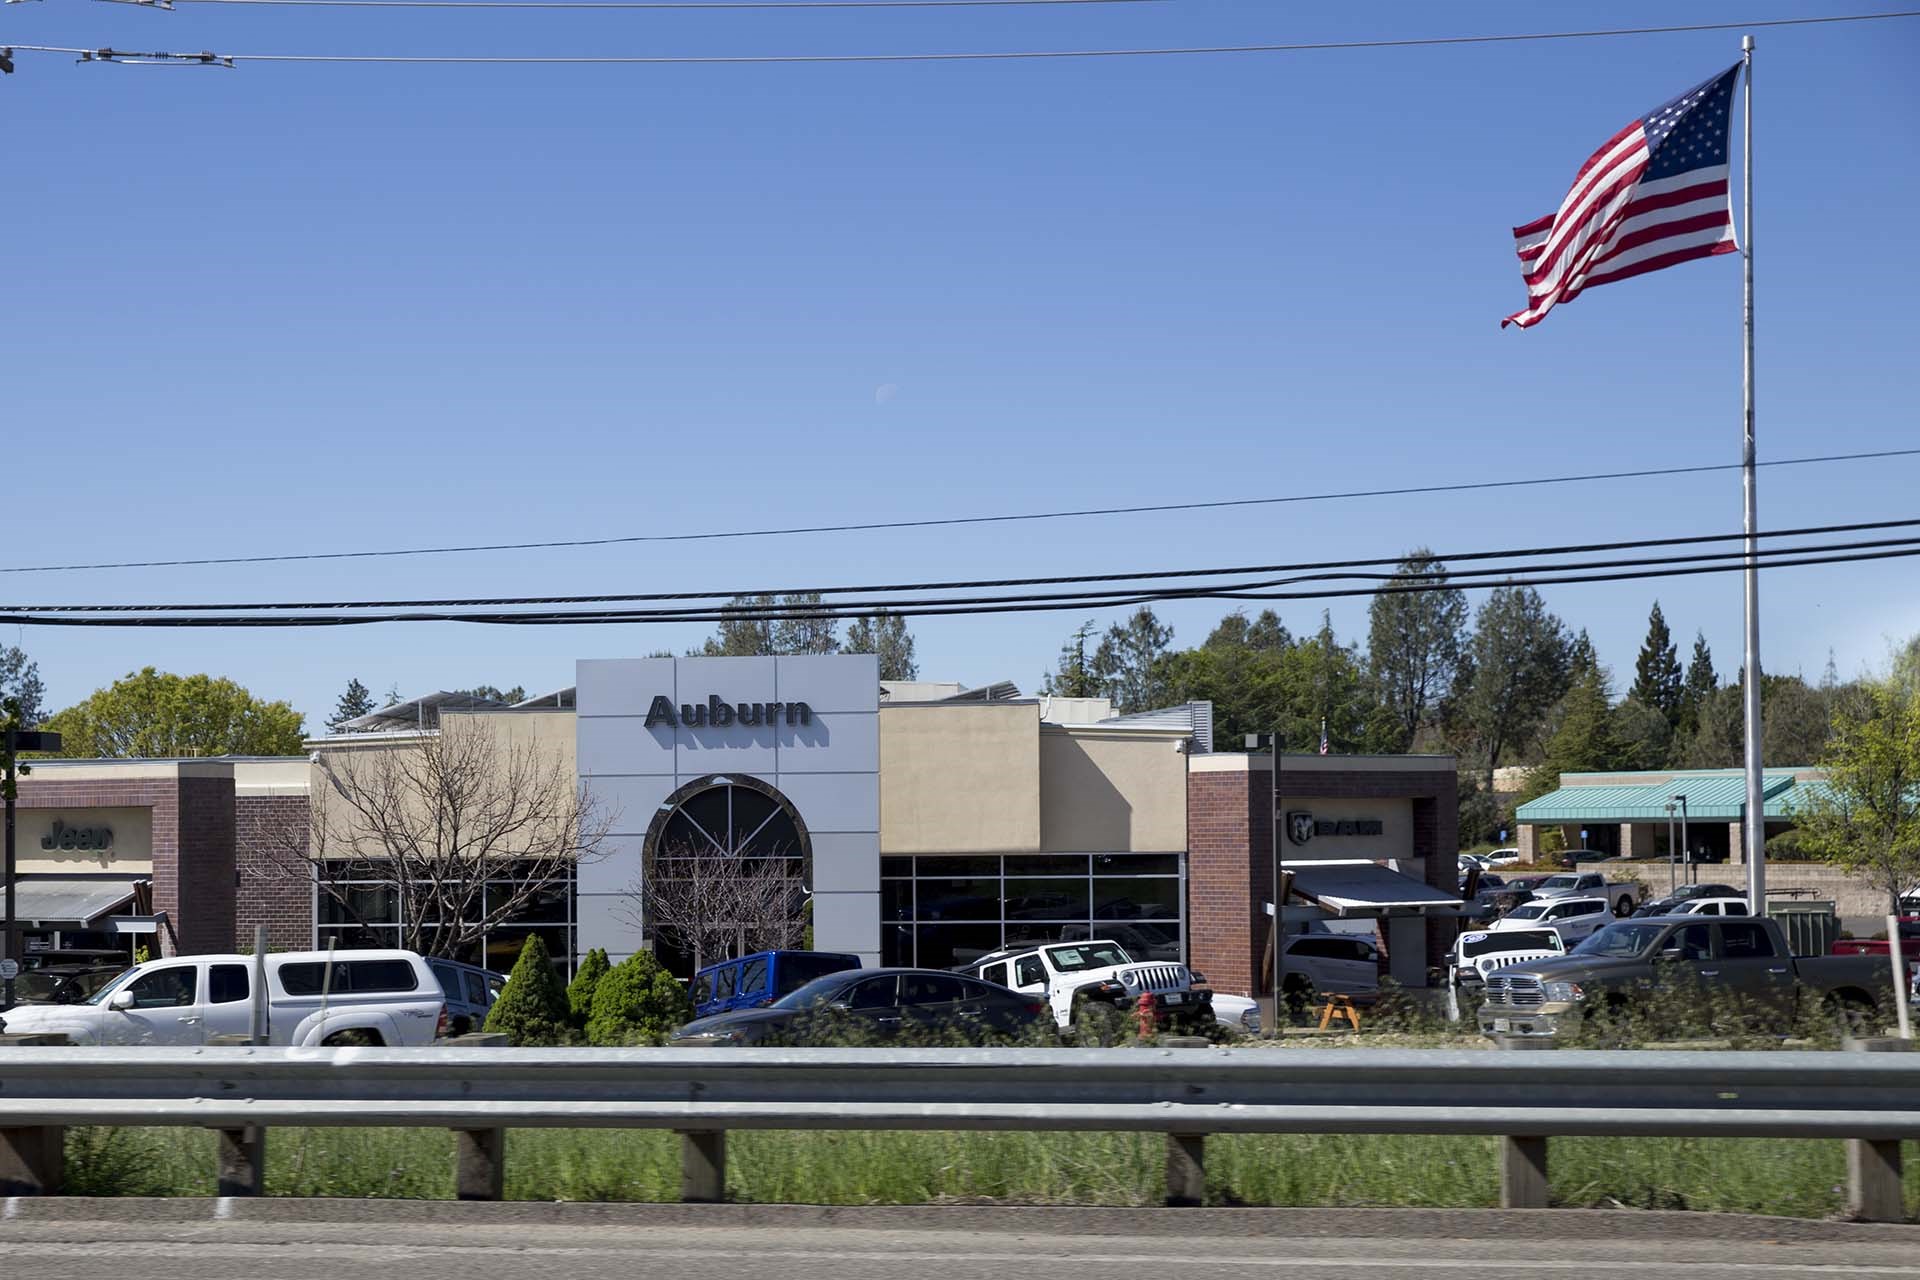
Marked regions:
[586,950,694,1045]
[844,612,919,681]
[1041,621,1102,698]
[1630,602,1684,725]
[0,645,46,727]
[327,679,377,732]
[1674,631,1718,748]
[565,947,611,1029]
[1522,663,1621,803]
[1365,548,1466,751]
[1091,607,1175,713]
[482,934,573,1046]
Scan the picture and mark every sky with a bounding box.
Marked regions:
[3,0,1917,732]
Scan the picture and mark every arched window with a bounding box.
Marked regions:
[641,775,811,976]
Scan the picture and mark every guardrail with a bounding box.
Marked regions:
[1,1044,1916,1218]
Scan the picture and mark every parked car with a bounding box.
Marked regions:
[1274,932,1382,1014]
[23,948,131,971]
[1206,991,1262,1037]
[1478,915,1893,1040]
[959,939,1212,1038]
[1448,928,1566,988]
[0,949,447,1046]
[691,950,863,1019]
[1673,897,1751,917]
[1634,883,1745,916]
[668,968,1049,1046]
[1527,871,1645,917]
[426,956,507,1036]
[1,959,128,1011]
[1058,922,1181,962]
[1484,848,1524,868]
[1487,896,1613,945]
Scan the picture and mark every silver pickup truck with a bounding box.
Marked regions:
[1478,915,1891,1040]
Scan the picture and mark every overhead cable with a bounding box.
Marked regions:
[13,516,1920,613]
[4,542,1918,626]
[3,446,1916,576]
[8,9,1918,67]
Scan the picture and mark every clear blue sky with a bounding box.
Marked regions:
[5,1,1917,730]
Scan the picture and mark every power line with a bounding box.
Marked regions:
[3,446,1916,576]
[125,0,1171,8]
[4,539,1915,627]
[10,9,1919,66]
[14,516,1920,613]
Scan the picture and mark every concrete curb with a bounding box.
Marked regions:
[4,1198,1916,1241]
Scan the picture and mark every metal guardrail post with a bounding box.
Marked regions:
[1499,1136,1549,1209]
[1846,1036,1909,1221]
[1164,1133,1205,1206]
[0,1125,64,1195]
[216,1125,266,1197]
[454,1129,506,1201]
[678,1130,725,1203]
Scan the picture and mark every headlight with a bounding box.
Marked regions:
[1542,981,1585,1003]
[1241,1009,1261,1032]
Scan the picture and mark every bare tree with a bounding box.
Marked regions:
[257,718,610,958]
[624,840,806,973]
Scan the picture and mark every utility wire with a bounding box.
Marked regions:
[10,9,1919,66]
[2,446,1915,577]
[147,0,1172,8]
[13,517,1920,614]
[4,541,1916,627]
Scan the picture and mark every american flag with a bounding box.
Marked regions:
[1503,64,1741,329]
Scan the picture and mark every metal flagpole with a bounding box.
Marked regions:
[1740,34,1767,911]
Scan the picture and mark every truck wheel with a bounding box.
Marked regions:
[1823,993,1875,1038]
[322,1029,383,1047]
[1070,1000,1127,1047]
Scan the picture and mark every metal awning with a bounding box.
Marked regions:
[1286,860,1462,917]
[1515,772,1803,823]
[7,878,141,929]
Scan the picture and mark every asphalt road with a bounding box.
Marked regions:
[3,1207,1920,1279]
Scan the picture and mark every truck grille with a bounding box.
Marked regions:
[1483,975,1544,1008]
[1122,965,1188,992]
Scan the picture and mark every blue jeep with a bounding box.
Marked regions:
[691,950,863,1018]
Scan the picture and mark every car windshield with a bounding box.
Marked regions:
[769,973,857,1011]
[1504,904,1547,921]
[1044,943,1130,973]
[1573,922,1668,958]
[84,967,144,1005]
[16,972,71,1002]
[1538,875,1580,890]
[1461,930,1560,959]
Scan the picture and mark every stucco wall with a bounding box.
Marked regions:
[878,703,1040,854]
[1037,727,1186,854]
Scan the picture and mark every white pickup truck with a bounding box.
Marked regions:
[959,939,1212,1042]
[1527,870,1645,917]
[0,949,448,1046]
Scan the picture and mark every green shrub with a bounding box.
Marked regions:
[586,950,693,1045]
[482,935,573,1045]
[566,947,611,1029]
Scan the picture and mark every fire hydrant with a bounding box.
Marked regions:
[1135,992,1158,1041]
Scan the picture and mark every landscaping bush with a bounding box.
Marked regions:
[586,950,692,1045]
[565,947,610,1029]
[482,935,573,1045]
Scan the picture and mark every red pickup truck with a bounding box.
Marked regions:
[1831,918,1920,957]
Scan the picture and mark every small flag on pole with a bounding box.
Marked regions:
[1318,718,1330,755]
[1503,64,1740,329]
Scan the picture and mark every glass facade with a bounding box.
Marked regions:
[881,853,1184,969]
[313,860,576,974]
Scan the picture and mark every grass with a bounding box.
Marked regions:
[59,1125,1919,1218]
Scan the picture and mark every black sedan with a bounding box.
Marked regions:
[669,967,1050,1046]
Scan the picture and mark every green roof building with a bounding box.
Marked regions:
[1512,766,1829,864]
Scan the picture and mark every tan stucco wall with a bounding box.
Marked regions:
[307,712,581,860]
[879,703,1040,853]
[1038,727,1186,853]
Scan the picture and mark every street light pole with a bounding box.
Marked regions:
[1665,800,1677,896]
[1675,795,1691,887]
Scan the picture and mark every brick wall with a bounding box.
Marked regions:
[235,795,313,952]
[1187,761,1458,993]
[171,776,237,955]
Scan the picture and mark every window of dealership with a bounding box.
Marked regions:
[880,852,1185,969]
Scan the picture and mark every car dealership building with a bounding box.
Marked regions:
[5,655,1463,994]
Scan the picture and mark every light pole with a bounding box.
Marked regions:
[1665,800,1678,896]
[1672,794,1690,887]
[2,718,62,1013]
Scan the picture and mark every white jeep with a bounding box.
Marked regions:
[960,939,1212,1042]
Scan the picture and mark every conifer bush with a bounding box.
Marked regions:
[586,950,692,1045]
[482,934,573,1045]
